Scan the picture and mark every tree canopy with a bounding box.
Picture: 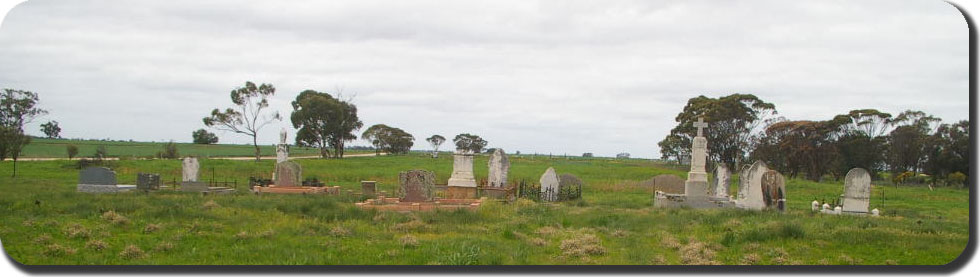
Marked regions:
[203,81,281,161]
[290,90,363,158]
[659,94,776,169]
[453,133,487,154]
[192,129,219,144]
[425,135,446,158]
[0,89,48,177]
[362,124,414,155]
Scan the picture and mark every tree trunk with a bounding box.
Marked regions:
[252,135,260,162]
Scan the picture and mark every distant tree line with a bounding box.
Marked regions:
[660,94,969,187]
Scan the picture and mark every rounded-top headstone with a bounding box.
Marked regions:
[843,168,872,214]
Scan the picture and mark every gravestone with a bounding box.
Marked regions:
[275,161,302,187]
[79,167,117,185]
[539,167,560,201]
[136,173,160,191]
[735,160,769,210]
[652,174,685,194]
[760,170,786,211]
[842,168,871,214]
[714,164,730,198]
[276,128,289,163]
[447,152,477,187]
[361,180,377,196]
[399,170,435,202]
[182,157,199,182]
[685,118,710,198]
[487,148,510,188]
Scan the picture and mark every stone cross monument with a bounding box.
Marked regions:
[685,117,710,198]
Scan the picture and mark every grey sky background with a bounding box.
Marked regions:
[0,0,968,159]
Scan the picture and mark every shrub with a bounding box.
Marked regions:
[192,129,219,144]
[66,144,78,160]
[86,240,108,251]
[948,172,967,187]
[157,141,179,159]
[43,244,77,257]
[144,223,161,233]
[101,210,129,225]
[119,245,146,259]
[64,224,91,239]
[399,235,419,247]
[559,234,606,257]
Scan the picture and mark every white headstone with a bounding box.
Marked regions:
[276,128,289,163]
[684,117,710,198]
[182,157,199,182]
[539,167,560,201]
[735,160,769,210]
[487,148,510,188]
[447,152,477,187]
[871,208,880,217]
[842,168,872,214]
[714,164,730,198]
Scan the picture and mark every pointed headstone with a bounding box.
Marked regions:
[539,167,560,201]
[487,148,510,188]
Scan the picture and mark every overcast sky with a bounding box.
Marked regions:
[0,0,968,158]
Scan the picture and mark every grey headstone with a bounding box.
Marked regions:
[487,148,510,188]
[79,167,117,185]
[842,168,871,214]
[760,170,786,211]
[399,170,435,202]
[361,180,377,196]
[136,173,160,191]
[539,167,560,201]
[275,161,302,187]
[182,157,199,182]
[652,174,685,194]
[714,164,730,198]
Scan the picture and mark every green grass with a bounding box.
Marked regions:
[0,153,969,265]
[18,138,372,158]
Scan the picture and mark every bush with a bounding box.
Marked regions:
[192,129,219,144]
[948,172,967,187]
[66,144,78,160]
[157,141,179,159]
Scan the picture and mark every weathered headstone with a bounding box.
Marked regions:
[136,173,160,191]
[539,167,560,201]
[399,170,435,202]
[79,167,117,185]
[275,161,302,187]
[182,157,200,182]
[448,151,477,187]
[361,180,377,196]
[487,148,510,188]
[760,170,786,211]
[842,168,871,214]
[652,174,685,194]
[276,127,289,163]
[714,164,730,198]
[736,160,769,210]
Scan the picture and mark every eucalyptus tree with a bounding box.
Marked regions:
[203,81,281,161]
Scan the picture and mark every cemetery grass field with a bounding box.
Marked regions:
[18,138,373,159]
[0,154,969,265]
